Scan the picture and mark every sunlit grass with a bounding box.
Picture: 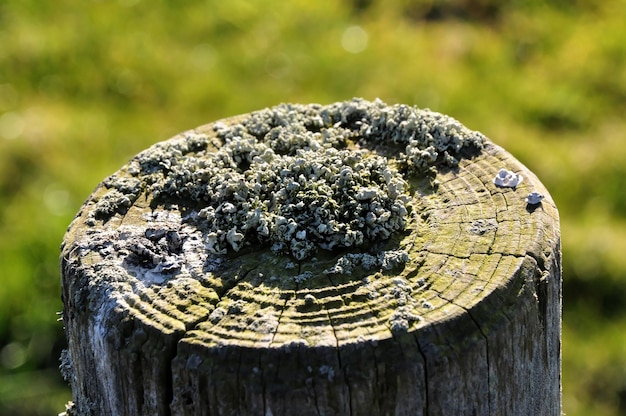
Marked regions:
[564,312,626,416]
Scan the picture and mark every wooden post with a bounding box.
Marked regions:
[60,99,561,416]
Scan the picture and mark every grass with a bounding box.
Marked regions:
[1,0,625,414]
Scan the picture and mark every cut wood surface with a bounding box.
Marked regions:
[60,100,561,416]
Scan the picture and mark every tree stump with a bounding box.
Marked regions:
[60,99,561,416]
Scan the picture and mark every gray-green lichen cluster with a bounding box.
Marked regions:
[91,177,142,221]
[323,250,409,275]
[96,98,484,262]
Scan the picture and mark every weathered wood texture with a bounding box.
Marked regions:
[61,103,561,416]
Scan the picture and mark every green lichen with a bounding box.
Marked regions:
[91,176,143,221]
[125,98,484,261]
[93,189,134,220]
[323,250,409,275]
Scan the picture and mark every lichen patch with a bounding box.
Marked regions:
[119,98,484,262]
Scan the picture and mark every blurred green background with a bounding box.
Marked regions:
[1,0,625,414]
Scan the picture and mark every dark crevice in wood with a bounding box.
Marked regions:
[369,343,380,415]
[322,286,352,416]
[464,305,492,416]
[524,251,553,332]
[412,331,430,415]
[163,348,174,416]
[258,351,268,416]
[208,356,217,416]
[269,293,290,347]
[215,264,258,301]
[309,352,322,416]
[235,348,244,415]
